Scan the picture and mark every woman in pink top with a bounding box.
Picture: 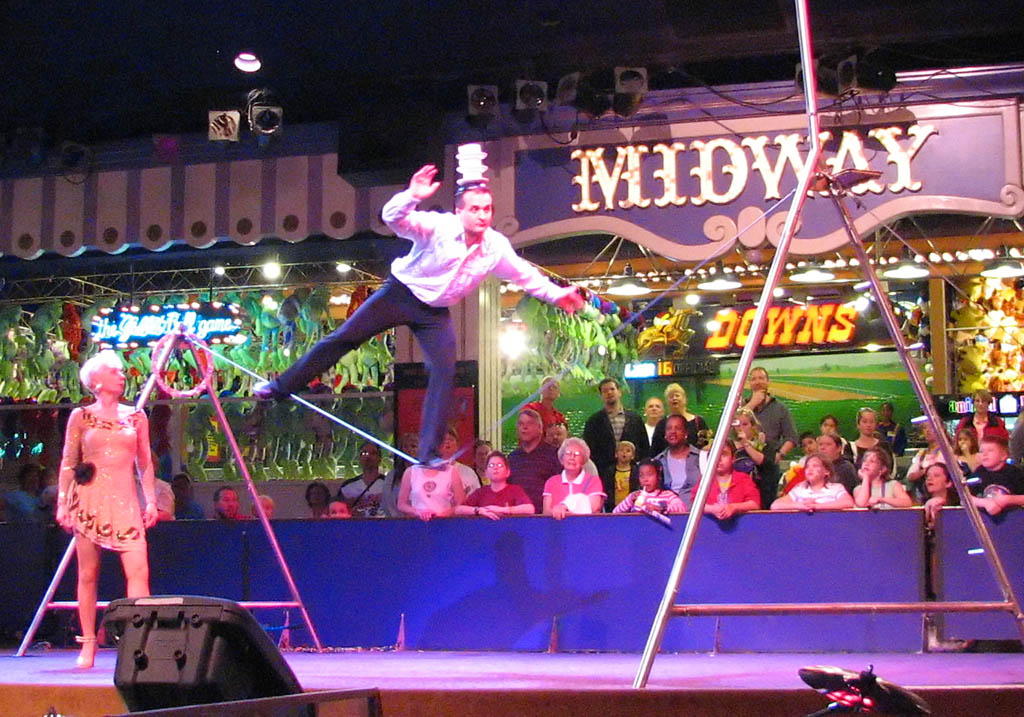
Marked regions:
[543,437,605,519]
[56,351,159,668]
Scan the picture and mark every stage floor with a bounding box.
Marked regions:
[3,648,1024,715]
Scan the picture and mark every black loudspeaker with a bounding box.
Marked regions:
[102,595,307,713]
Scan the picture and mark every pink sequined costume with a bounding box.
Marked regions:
[59,406,153,552]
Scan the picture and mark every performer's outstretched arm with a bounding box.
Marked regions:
[381,165,443,242]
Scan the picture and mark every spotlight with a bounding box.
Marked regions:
[467,85,499,117]
[555,72,581,106]
[335,262,352,274]
[515,80,548,112]
[613,67,647,118]
[790,265,836,283]
[615,67,647,94]
[59,141,93,176]
[882,260,929,280]
[233,52,261,73]
[837,54,897,95]
[213,265,226,277]
[262,260,282,280]
[209,110,241,142]
[247,89,282,136]
[570,72,612,118]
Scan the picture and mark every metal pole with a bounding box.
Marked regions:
[200,346,324,651]
[633,0,825,689]
[14,540,77,656]
[831,190,1024,642]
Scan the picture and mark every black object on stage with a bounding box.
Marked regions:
[103,595,307,713]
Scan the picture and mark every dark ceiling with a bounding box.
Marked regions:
[3,0,1023,146]
[1,1,1023,296]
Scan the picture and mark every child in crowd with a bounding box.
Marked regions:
[699,440,761,520]
[778,431,822,495]
[771,453,853,511]
[456,451,535,519]
[922,462,961,528]
[853,447,913,509]
[611,440,639,507]
[613,459,686,515]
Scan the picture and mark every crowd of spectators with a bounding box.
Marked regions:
[4,376,1023,527]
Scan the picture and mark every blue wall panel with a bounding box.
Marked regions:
[2,509,991,652]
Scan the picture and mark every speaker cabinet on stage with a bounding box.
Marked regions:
[103,595,308,714]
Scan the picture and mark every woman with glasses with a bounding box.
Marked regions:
[455,451,534,519]
[543,437,605,519]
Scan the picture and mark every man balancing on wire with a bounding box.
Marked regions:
[254,144,584,465]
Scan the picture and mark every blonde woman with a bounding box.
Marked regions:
[650,383,708,453]
[56,350,158,668]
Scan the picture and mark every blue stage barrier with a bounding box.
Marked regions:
[938,507,1024,639]
[4,508,993,652]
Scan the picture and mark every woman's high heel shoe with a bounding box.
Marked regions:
[75,635,97,669]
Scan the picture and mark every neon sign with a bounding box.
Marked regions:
[705,303,859,352]
[90,302,245,350]
[570,126,936,213]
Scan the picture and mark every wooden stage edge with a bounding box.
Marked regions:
[3,649,1024,716]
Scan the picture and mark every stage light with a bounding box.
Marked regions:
[882,261,929,280]
[515,80,548,112]
[499,323,527,359]
[863,343,882,352]
[247,89,282,136]
[213,265,226,277]
[837,54,897,95]
[555,72,580,106]
[684,293,700,306]
[59,141,92,175]
[773,287,786,298]
[790,265,835,283]
[697,276,742,291]
[570,74,612,118]
[981,247,1024,278]
[613,67,647,117]
[208,110,241,142]
[606,263,651,297]
[261,260,281,280]
[335,262,352,274]
[234,52,261,73]
[467,85,499,117]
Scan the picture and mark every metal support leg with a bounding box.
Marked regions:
[203,368,324,651]
[832,190,1024,642]
[633,0,825,688]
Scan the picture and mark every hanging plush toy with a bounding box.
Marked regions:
[61,303,83,361]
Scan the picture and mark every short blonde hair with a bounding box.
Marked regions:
[79,350,123,393]
[664,382,685,399]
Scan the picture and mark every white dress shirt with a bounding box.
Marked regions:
[382,189,569,308]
